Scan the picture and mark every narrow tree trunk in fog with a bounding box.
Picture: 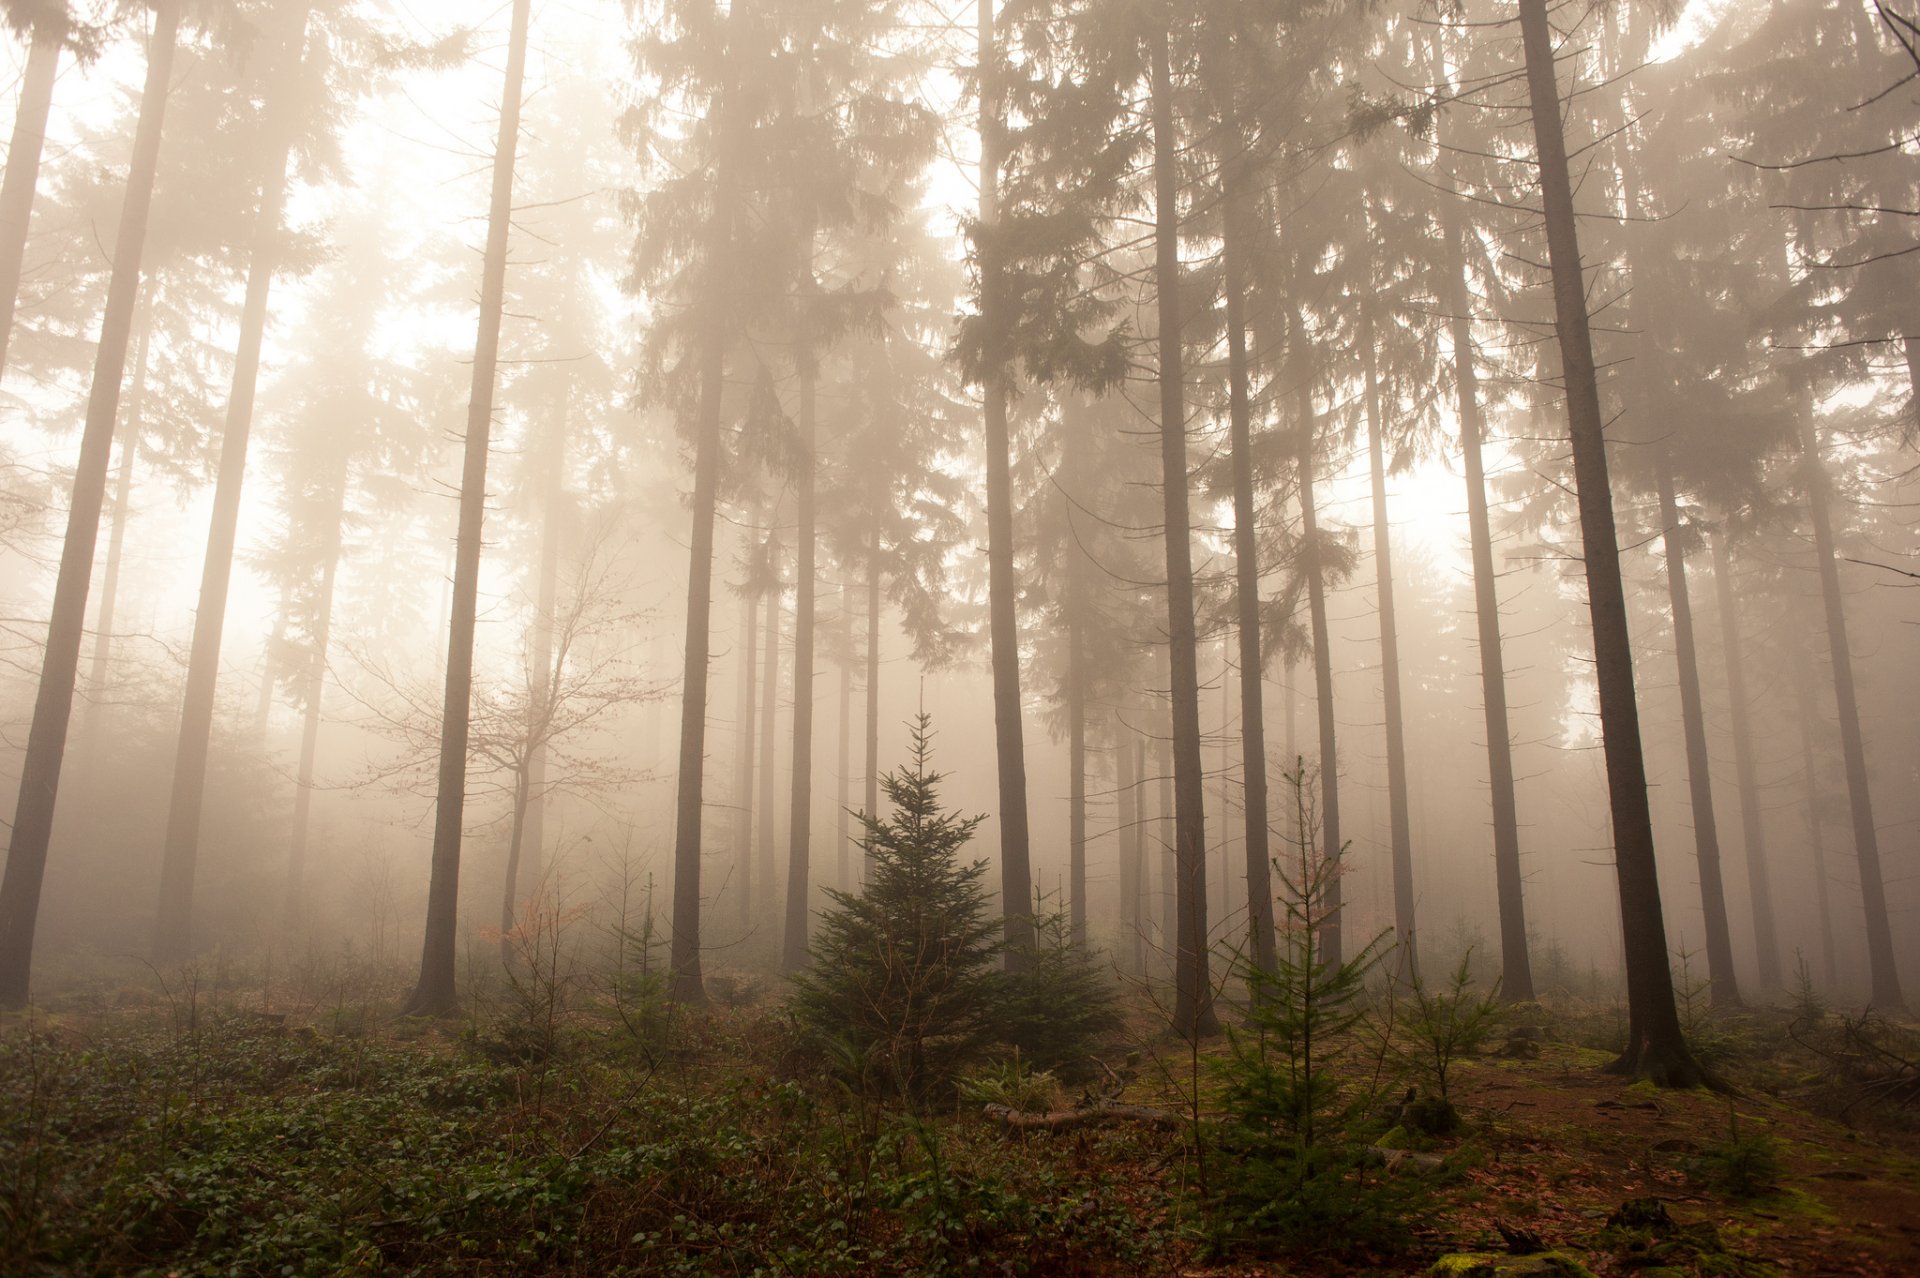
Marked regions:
[1119,732,1142,974]
[864,512,880,870]
[403,0,531,1017]
[517,394,568,908]
[734,576,758,930]
[1439,127,1533,1004]
[1157,723,1175,964]
[1520,0,1702,1082]
[1293,369,1343,969]
[0,3,180,1009]
[782,362,818,971]
[1654,461,1741,1008]
[1067,615,1087,947]
[284,460,348,929]
[1360,303,1416,982]
[836,590,851,890]
[499,763,532,964]
[1150,28,1215,1038]
[757,535,781,934]
[0,18,62,381]
[977,0,1036,964]
[1797,406,1904,1012]
[1221,175,1275,978]
[154,4,316,965]
[256,588,287,739]
[85,306,153,722]
[1789,636,1838,988]
[1709,531,1781,991]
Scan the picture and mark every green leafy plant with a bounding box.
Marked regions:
[1394,950,1503,1133]
[1689,1106,1781,1199]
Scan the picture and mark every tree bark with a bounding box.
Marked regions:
[864,509,880,876]
[836,585,852,890]
[1788,633,1838,989]
[757,524,781,936]
[1149,29,1215,1038]
[1797,405,1904,1012]
[1519,0,1703,1082]
[977,0,1036,964]
[154,4,316,965]
[1119,730,1142,975]
[1708,531,1780,991]
[402,0,531,1016]
[1064,402,1090,948]
[1359,298,1416,983]
[1653,460,1740,1008]
[0,18,62,381]
[734,562,758,931]
[0,3,180,1009]
[783,358,818,971]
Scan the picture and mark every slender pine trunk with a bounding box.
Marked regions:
[836,586,851,891]
[977,0,1035,964]
[1708,530,1780,990]
[519,391,568,906]
[403,0,531,1016]
[283,458,348,929]
[1064,403,1089,947]
[499,763,532,965]
[1293,363,1343,969]
[0,19,62,381]
[1119,731,1143,975]
[85,302,153,730]
[783,361,818,971]
[734,568,758,931]
[1796,405,1903,1012]
[0,3,180,1008]
[1520,0,1701,1081]
[1150,28,1214,1037]
[757,518,782,936]
[1788,632,1838,989]
[1359,301,1416,982]
[154,4,316,964]
[1654,460,1740,1007]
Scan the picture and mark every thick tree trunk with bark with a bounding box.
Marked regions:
[1360,303,1416,982]
[1708,531,1780,991]
[1797,406,1904,1012]
[0,3,181,1009]
[977,0,1035,964]
[1654,461,1740,1008]
[1519,0,1703,1083]
[154,4,316,965]
[1149,29,1214,1038]
[403,0,532,1017]
[0,18,61,381]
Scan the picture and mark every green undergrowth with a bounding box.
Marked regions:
[0,1012,1163,1276]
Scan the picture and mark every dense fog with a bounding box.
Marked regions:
[0,0,1914,1039]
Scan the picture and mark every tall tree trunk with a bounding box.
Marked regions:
[977,0,1035,963]
[734,567,758,930]
[783,360,818,971]
[1653,460,1740,1007]
[402,0,531,1016]
[283,457,348,929]
[85,302,153,726]
[1796,406,1904,1011]
[1150,28,1215,1037]
[255,586,287,740]
[518,391,568,909]
[1708,530,1781,991]
[1064,403,1089,947]
[836,586,851,890]
[1157,715,1175,965]
[757,519,782,935]
[0,3,180,1009]
[1360,300,1416,982]
[1220,178,1274,978]
[153,4,316,964]
[1293,365,1343,968]
[1788,632,1838,989]
[498,763,532,964]
[1438,103,1533,1003]
[0,18,62,381]
[864,510,880,872]
[1119,730,1143,975]
[1519,0,1702,1082]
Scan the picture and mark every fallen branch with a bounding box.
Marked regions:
[983,1099,1179,1132]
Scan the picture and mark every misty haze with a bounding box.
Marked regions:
[0,0,1917,1272]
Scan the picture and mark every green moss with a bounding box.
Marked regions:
[1428,1251,1596,1277]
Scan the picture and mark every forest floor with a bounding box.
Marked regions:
[0,961,1916,1276]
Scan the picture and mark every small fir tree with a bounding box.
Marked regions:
[1208,763,1417,1256]
[791,715,1001,1106]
